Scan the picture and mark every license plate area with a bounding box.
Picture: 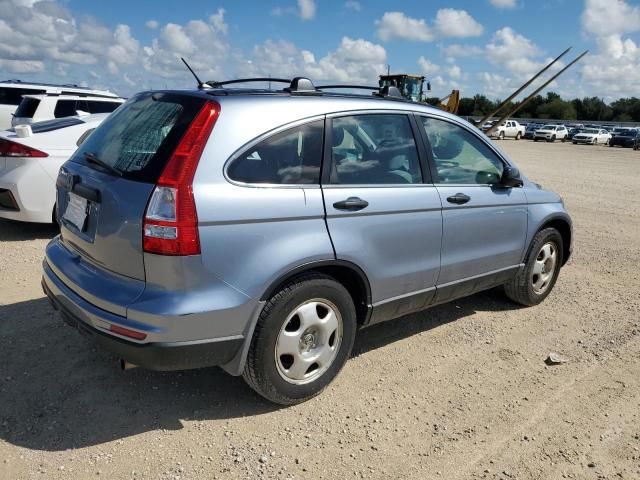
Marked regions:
[63,192,88,232]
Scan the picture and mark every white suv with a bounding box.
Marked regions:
[0,80,123,129]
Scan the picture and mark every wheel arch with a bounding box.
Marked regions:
[537,217,572,265]
[259,260,373,326]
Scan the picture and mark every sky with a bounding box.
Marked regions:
[0,0,639,101]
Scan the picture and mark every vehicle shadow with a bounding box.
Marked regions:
[0,219,59,242]
[0,289,521,452]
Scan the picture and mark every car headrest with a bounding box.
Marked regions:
[332,127,345,147]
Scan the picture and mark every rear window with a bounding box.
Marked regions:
[14,98,40,118]
[71,92,206,182]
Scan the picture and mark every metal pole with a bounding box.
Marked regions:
[477,47,572,127]
[485,50,589,137]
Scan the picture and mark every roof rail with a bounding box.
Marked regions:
[206,77,291,88]
[318,84,405,99]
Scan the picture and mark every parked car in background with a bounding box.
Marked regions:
[523,123,541,139]
[567,127,584,140]
[634,132,640,150]
[491,119,526,140]
[533,124,568,142]
[572,128,612,145]
[41,83,572,405]
[0,79,121,129]
[12,93,124,127]
[0,114,108,223]
[609,128,639,148]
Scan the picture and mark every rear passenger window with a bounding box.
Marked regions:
[329,114,422,185]
[420,117,504,185]
[54,100,78,118]
[88,101,121,114]
[228,121,323,184]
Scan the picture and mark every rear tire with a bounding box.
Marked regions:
[504,228,564,307]
[515,132,521,140]
[243,272,357,405]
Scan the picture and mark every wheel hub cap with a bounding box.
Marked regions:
[275,299,343,385]
[531,242,558,294]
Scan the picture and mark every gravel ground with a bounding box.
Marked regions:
[1,140,639,480]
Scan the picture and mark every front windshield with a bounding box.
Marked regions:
[541,125,555,130]
[583,129,598,134]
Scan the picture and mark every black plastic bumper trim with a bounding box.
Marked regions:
[42,278,243,371]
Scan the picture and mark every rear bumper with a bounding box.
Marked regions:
[0,157,57,223]
[42,263,244,371]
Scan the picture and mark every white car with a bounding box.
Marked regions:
[533,124,568,142]
[572,128,612,145]
[12,93,124,127]
[0,114,108,223]
[0,79,122,129]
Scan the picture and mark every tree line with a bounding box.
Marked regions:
[425,92,640,122]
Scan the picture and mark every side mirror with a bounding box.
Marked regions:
[500,166,523,187]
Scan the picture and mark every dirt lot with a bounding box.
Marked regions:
[1,140,639,480]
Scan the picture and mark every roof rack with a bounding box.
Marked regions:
[0,79,96,90]
[204,76,406,100]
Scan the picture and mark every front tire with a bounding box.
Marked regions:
[499,131,505,140]
[504,228,564,306]
[548,135,556,143]
[243,272,357,405]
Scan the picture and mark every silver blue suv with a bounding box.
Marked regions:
[42,79,572,405]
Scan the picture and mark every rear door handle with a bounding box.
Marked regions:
[446,193,471,205]
[333,197,369,211]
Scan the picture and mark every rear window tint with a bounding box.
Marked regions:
[71,92,206,182]
[14,98,40,118]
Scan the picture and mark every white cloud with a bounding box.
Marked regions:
[485,27,542,78]
[579,0,640,99]
[142,10,229,80]
[344,1,361,11]
[581,0,640,37]
[376,11,434,42]
[145,20,159,29]
[241,37,387,84]
[376,9,483,42]
[490,0,517,8]
[0,58,44,73]
[442,44,485,58]
[447,65,462,79]
[434,9,483,38]
[298,0,316,20]
[417,56,440,76]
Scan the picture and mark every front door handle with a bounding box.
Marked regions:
[446,193,471,205]
[333,197,369,211]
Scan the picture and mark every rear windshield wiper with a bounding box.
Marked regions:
[83,151,122,177]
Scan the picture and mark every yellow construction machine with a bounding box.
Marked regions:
[378,74,460,113]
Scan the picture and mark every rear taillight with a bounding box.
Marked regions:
[143,101,219,256]
[0,138,48,158]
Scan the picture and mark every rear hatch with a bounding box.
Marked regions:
[55,92,209,283]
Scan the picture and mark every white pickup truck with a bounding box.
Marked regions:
[491,120,526,140]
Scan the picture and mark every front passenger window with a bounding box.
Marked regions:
[420,117,504,185]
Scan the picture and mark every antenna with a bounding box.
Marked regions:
[180,57,208,90]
